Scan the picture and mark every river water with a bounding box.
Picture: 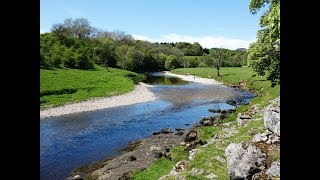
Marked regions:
[40,72,254,179]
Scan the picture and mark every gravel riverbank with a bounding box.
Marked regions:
[40,82,157,119]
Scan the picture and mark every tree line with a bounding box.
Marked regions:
[40,18,248,72]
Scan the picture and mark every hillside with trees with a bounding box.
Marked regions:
[41,18,248,72]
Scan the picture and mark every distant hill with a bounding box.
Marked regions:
[235,48,247,51]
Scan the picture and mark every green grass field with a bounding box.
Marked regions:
[40,66,145,110]
[131,67,280,179]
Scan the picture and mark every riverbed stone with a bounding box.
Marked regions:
[226,99,237,106]
[208,109,221,113]
[152,131,161,135]
[161,128,173,134]
[225,142,266,179]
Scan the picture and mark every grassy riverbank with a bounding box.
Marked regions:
[40,66,145,110]
[131,67,279,179]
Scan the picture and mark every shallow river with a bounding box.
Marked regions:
[40,72,254,179]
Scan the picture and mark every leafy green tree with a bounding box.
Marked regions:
[115,44,130,69]
[248,0,280,83]
[92,38,116,68]
[165,55,180,70]
[63,47,76,68]
[75,47,95,69]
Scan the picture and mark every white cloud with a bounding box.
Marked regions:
[132,33,256,50]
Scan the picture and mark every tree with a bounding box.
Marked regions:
[210,48,223,76]
[248,0,280,83]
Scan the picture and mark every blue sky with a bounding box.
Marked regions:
[40,0,266,49]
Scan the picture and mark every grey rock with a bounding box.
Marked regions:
[225,142,266,179]
[264,97,280,136]
[190,168,204,176]
[226,99,237,106]
[152,131,161,135]
[175,174,185,180]
[205,173,218,179]
[175,128,184,131]
[252,133,268,142]
[239,114,251,119]
[175,131,184,135]
[208,109,221,113]
[266,133,280,144]
[174,160,189,172]
[266,161,280,177]
[161,128,173,134]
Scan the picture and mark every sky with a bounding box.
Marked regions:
[40,0,266,50]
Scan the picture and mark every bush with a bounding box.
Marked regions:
[198,62,207,67]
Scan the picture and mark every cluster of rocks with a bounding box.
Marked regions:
[200,108,236,126]
[225,97,280,180]
[152,128,186,136]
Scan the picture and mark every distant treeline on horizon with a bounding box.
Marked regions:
[41,18,248,72]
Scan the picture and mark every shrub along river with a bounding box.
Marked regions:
[40,72,254,179]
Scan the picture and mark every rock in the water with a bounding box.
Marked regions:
[184,130,198,142]
[161,128,173,134]
[225,142,266,179]
[175,128,184,131]
[208,109,221,113]
[266,161,280,177]
[252,133,269,143]
[152,131,161,135]
[226,99,237,106]
[264,97,280,136]
[251,171,268,180]
[190,168,204,176]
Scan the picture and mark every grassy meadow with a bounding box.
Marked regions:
[40,66,145,110]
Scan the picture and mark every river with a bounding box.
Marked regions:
[40,72,254,179]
